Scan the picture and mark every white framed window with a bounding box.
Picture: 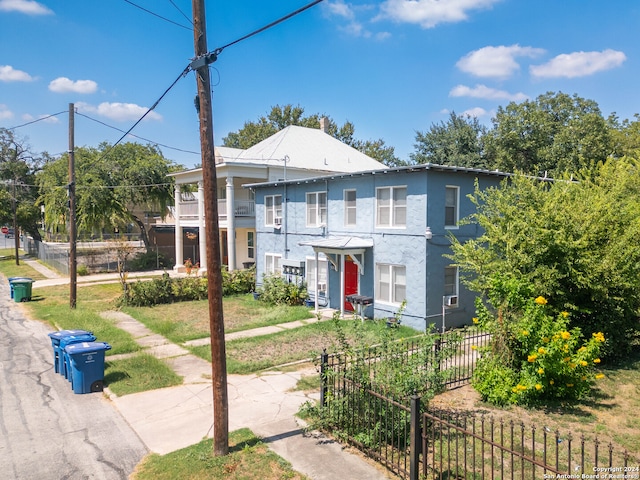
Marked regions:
[265,195,282,226]
[445,186,459,228]
[306,257,329,294]
[344,189,357,226]
[265,253,282,275]
[247,231,254,259]
[375,263,406,305]
[444,266,459,299]
[306,191,327,227]
[376,186,407,228]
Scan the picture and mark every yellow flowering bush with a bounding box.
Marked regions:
[472,275,605,406]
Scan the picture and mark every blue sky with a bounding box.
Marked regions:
[1,0,638,168]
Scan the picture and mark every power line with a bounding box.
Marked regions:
[211,0,325,57]
[122,0,192,31]
[6,111,68,131]
[168,0,194,29]
[75,112,200,155]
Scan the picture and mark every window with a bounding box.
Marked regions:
[444,266,458,299]
[306,257,329,294]
[445,186,459,228]
[265,195,282,226]
[265,253,282,275]
[306,191,327,227]
[344,189,356,226]
[247,231,254,259]
[375,263,406,305]
[376,186,407,227]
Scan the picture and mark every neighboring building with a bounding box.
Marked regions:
[167,122,386,271]
[248,164,510,332]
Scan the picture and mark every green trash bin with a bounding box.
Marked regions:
[12,278,33,302]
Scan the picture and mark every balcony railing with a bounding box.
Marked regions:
[177,200,255,220]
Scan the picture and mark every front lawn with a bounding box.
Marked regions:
[122,293,314,343]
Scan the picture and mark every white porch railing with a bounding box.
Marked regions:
[177,200,255,219]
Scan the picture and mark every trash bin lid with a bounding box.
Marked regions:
[64,342,111,354]
[9,277,33,284]
[48,329,94,340]
[59,334,97,348]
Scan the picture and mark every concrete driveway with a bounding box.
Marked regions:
[0,281,147,480]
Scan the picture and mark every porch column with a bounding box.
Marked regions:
[226,176,236,271]
[198,181,206,269]
[314,250,319,314]
[340,253,345,316]
[174,184,183,269]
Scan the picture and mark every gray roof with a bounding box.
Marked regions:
[234,125,386,173]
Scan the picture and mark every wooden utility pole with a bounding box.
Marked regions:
[191,0,229,456]
[68,103,77,308]
[12,176,19,266]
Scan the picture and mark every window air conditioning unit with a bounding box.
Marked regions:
[274,217,282,227]
[445,295,458,307]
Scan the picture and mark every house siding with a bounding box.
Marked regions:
[251,166,505,332]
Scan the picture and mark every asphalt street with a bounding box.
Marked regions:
[0,279,147,480]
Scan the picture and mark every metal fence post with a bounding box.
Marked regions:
[410,395,421,480]
[320,349,328,407]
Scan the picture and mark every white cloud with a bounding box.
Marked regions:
[457,45,545,79]
[49,77,98,94]
[461,107,489,118]
[0,0,53,15]
[530,49,626,78]
[0,65,34,82]
[379,0,501,29]
[0,104,13,120]
[450,84,528,102]
[324,0,355,20]
[76,102,162,122]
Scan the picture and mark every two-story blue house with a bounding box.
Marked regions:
[247,164,509,332]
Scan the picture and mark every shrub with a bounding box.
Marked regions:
[129,251,170,271]
[257,275,307,306]
[77,264,89,276]
[222,266,256,296]
[472,275,606,406]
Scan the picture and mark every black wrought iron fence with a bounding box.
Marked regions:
[318,329,638,480]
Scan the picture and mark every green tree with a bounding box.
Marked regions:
[411,111,488,168]
[484,92,613,175]
[449,159,640,360]
[37,142,177,251]
[0,128,45,242]
[222,104,402,166]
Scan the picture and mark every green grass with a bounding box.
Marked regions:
[132,428,309,480]
[105,353,183,396]
[189,318,420,374]
[0,251,48,281]
[24,283,141,355]
[122,293,314,343]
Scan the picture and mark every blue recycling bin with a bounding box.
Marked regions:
[47,330,95,374]
[64,342,111,394]
[59,333,97,380]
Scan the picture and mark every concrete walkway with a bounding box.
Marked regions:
[25,258,394,479]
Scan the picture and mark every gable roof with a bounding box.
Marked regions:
[233,125,386,173]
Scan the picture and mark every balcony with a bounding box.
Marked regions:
[177,200,255,220]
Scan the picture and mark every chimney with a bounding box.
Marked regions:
[319,116,329,134]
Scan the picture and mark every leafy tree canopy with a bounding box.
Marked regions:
[222,104,403,166]
[484,91,613,176]
[411,111,488,169]
[37,142,176,251]
[0,128,48,241]
[449,158,640,360]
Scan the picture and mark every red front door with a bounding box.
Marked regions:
[344,257,358,311]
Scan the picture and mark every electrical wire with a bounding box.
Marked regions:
[122,0,192,31]
[99,65,191,161]
[6,111,68,131]
[210,0,325,57]
[168,0,194,29]
[75,112,200,156]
